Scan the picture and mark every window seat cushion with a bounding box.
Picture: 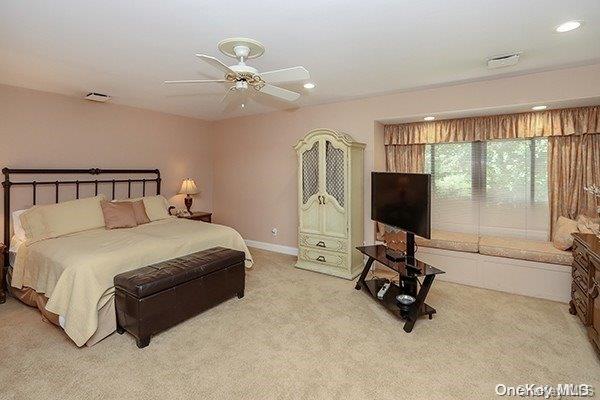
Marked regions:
[415,230,479,253]
[478,235,573,266]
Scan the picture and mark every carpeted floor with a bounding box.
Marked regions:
[1,248,599,400]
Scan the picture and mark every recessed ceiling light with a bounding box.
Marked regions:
[424,116,435,121]
[303,82,316,89]
[532,105,547,111]
[555,20,581,33]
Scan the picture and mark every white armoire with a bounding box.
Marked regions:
[294,128,365,279]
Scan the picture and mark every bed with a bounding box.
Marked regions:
[3,168,252,347]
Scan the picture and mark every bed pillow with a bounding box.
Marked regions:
[142,195,171,221]
[12,209,28,242]
[112,199,150,225]
[128,200,151,224]
[20,195,106,243]
[100,201,138,229]
[552,216,579,251]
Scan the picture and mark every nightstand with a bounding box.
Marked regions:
[0,243,6,304]
[179,211,212,223]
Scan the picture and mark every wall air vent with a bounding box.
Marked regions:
[84,92,111,102]
[487,53,520,69]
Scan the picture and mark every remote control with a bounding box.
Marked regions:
[377,283,391,299]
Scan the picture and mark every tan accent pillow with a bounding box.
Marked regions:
[552,216,578,251]
[20,195,106,243]
[142,195,171,221]
[100,201,138,229]
[130,200,151,225]
[113,200,150,225]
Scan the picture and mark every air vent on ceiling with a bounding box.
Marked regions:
[487,53,520,69]
[85,92,111,102]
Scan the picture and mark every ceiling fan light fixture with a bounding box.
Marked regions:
[555,20,582,33]
[303,82,316,89]
[166,38,308,109]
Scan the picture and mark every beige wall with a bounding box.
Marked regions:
[4,63,600,249]
[0,84,213,234]
[211,63,600,248]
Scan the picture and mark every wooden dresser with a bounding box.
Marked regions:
[570,233,600,355]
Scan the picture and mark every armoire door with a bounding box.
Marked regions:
[299,140,322,234]
[321,139,347,237]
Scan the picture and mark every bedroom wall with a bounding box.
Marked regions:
[211,63,600,250]
[0,84,213,234]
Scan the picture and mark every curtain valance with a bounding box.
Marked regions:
[384,105,600,145]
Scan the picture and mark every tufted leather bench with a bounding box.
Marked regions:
[114,247,245,348]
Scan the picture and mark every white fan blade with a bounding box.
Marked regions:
[196,54,238,76]
[259,84,301,102]
[164,79,227,84]
[220,86,236,103]
[259,66,310,83]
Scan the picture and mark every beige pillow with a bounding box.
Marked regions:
[113,200,150,225]
[577,214,599,234]
[142,195,171,221]
[130,200,151,224]
[20,195,106,243]
[552,216,578,250]
[100,201,138,229]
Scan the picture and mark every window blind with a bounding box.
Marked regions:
[424,138,549,240]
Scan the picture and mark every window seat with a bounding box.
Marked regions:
[415,230,479,253]
[478,235,572,266]
[414,230,572,266]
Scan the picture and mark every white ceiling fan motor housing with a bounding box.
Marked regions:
[235,81,249,90]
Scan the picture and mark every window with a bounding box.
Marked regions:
[425,138,549,240]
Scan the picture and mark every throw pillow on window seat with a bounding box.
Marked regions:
[576,214,600,235]
[552,216,579,251]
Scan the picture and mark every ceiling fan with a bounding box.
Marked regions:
[165,38,311,108]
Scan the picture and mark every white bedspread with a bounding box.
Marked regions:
[11,218,253,346]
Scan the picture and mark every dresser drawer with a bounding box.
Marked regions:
[572,282,590,326]
[572,261,590,292]
[299,233,347,252]
[572,241,589,272]
[298,246,348,270]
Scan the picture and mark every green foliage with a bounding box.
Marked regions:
[425,138,548,204]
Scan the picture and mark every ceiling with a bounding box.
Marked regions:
[1,0,599,121]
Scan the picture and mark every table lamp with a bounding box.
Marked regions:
[179,178,199,213]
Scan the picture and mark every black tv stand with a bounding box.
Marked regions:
[384,249,405,262]
[354,243,445,332]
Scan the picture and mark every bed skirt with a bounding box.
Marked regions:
[8,268,116,347]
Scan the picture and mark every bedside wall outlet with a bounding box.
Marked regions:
[271,228,278,236]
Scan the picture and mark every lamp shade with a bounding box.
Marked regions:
[179,178,199,195]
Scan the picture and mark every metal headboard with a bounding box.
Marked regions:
[2,167,161,251]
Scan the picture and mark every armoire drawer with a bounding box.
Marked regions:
[298,233,347,252]
[298,247,348,270]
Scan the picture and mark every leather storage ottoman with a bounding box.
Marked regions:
[114,247,245,348]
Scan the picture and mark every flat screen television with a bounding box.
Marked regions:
[371,172,431,239]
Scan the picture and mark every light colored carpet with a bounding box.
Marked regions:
[0,248,598,400]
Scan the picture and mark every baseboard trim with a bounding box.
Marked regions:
[245,239,298,256]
